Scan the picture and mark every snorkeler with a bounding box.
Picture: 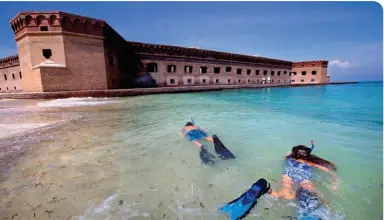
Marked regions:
[268,143,339,200]
[180,121,213,148]
[180,119,235,164]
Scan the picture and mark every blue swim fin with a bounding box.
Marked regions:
[200,145,216,165]
[213,135,236,160]
[220,178,270,220]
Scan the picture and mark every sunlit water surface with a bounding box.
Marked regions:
[0,82,382,220]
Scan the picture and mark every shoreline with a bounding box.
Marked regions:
[0,82,358,100]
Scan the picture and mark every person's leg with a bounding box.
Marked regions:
[268,175,296,200]
[300,180,319,194]
[192,140,203,148]
[205,136,214,142]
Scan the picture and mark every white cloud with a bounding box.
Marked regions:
[329,60,356,68]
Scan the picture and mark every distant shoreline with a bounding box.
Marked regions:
[0,82,358,100]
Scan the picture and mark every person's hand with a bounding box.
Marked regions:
[330,179,339,191]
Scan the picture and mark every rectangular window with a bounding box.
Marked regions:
[284,71,287,75]
[184,65,192,73]
[238,79,241,83]
[263,70,267,75]
[215,79,219,83]
[167,65,176,73]
[42,49,52,59]
[301,79,304,82]
[292,80,295,82]
[312,71,317,75]
[228,79,231,83]
[293,72,297,75]
[14,86,16,90]
[200,66,207,74]
[19,72,22,79]
[170,79,175,84]
[226,67,232,72]
[147,63,157,72]
[277,71,281,76]
[40,26,48,31]
[202,79,207,84]
[108,56,114,66]
[271,71,275,76]
[311,79,315,82]
[237,68,242,75]
[4,74,7,81]
[256,70,260,75]
[214,67,220,74]
[289,72,291,76]
[302,71,307,75]
[12,73,15,79]
[248,79,251,83]
[247,69,251,75]
[187,79,192,84]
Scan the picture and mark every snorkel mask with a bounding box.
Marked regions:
[185,117,195,126]
[185,121,194,126]
[292,145,312,159]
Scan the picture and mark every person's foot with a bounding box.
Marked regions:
[267,188,279,198]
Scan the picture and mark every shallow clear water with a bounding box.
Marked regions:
[0,82,382,220]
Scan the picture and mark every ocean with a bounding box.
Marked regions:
[0,81,382,220]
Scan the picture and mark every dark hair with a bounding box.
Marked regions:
[185,121,194,126]
[286,145,337,171]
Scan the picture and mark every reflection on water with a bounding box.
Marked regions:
[0,84,382,220]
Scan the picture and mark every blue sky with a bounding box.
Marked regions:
[0,1,382,82]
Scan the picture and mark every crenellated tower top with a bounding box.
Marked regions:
[10,11,106,39]
[293,60,328,68]
[0,55,19,69]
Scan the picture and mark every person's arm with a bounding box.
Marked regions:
[312,163,339,190]
[179,127,185,136]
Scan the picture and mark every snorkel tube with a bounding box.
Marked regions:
[310,140,315,152]
[190,116,195,125]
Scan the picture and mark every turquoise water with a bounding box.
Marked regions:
[0,82,382,220]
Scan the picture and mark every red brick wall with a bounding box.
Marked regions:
[0,65,22,92]
[141,58,292,86]
[61,34,107,91]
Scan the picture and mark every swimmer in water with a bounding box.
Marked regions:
[268,143,339,200]
[180,121,213,148]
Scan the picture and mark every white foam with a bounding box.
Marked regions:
[37,97,121,107]
[93,194,118,214]
[0,122,50,139]
[0,107,29,114]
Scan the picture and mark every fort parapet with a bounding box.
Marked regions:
[0,11,330,93]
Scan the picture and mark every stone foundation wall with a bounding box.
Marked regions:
[0,82,356,99]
